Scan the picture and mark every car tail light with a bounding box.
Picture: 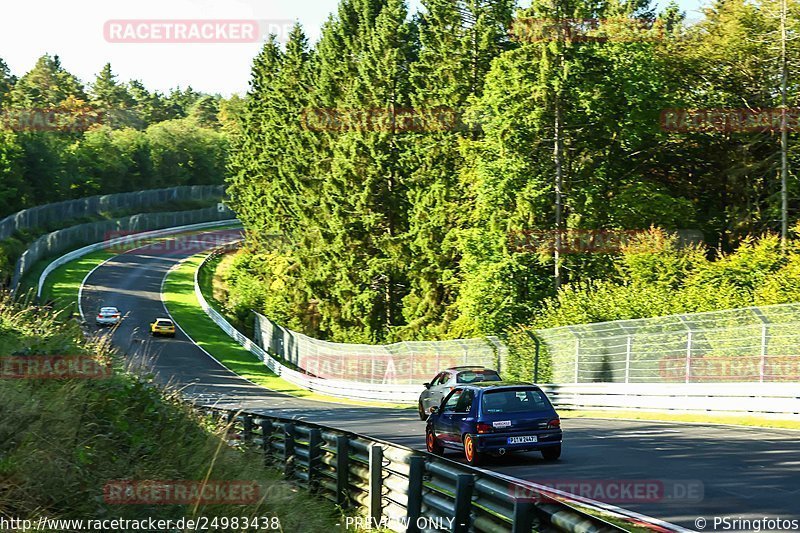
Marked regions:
[112,314,120,318]
[97,314,103,319]
[476,422,493,434]
[548,418,561,428]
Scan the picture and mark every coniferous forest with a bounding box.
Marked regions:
[222,0,800,342]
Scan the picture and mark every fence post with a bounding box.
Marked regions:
[283,423,295,478]
[406,456,424,533]
[753,306,771,383]
[511,500,535,533]
[452,474,474,533]
[685,330,693,384]
[260,419,272,467]
[368,445,383,525]
[625,335,632,384]
[308,428,322,491]
[335,435,350,508]
[574,338,580,383]
[524,330,540,383]
[243,415,254,445]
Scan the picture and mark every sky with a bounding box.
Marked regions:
[0,0,709,97]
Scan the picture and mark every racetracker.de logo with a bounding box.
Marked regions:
[299,107,472,133]
[0,355,112,380]
[0,107,106,133]
[103,480,260,505]
[509,479,704,504]
[661,108,800,133]
[510,17,662,43]
[103,229,242,255]
[103,20,294,44]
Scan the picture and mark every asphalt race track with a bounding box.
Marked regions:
[80,229,800,531]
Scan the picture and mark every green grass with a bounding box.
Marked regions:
[39,249,117,314]
[563,409,800,430]
[0,296,348,532]
[163,252,412,409]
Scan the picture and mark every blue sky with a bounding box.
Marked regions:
[0,0,709,96]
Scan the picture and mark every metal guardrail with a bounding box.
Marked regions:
[35,220,239,299]
[540,383,800,418]
[203,406,678,533]
[0,185,224,241]
[195,246,426,404]
[12,204,234,292]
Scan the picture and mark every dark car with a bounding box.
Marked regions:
[425,382,562,466]
[418,366,502,420]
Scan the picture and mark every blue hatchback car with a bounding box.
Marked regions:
[425,382,562,466]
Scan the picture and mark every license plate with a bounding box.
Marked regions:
[507,436,538,444]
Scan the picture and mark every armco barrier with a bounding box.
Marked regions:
[12,204,234,293]
[205,406,682,533]
[194,248,424,403]
[540,383,800,418]
[37,219,239,299]
[0,185,224,241]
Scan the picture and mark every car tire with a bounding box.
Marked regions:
[541,445,561,461]
[418,401,427,420]
[463,434,482,466]
[426,430,444,456]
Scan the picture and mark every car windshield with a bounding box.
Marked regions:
[481,389,551,414]
[457,370,501,383]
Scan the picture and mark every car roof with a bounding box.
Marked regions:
[155,317,173,322]
[447,365,487,370]
[100,307,119,312]
[459,381,538,390]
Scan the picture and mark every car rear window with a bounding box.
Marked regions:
[457,370,501,383]
[481,388,551,414]
[156,320,173,326]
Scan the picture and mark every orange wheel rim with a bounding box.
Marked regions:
[427,433,434,451]
[465,436,473,460]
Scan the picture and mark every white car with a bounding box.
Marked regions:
[96,306,121,326]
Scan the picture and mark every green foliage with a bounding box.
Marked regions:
[0,55,230,220]
[0,297,341,530]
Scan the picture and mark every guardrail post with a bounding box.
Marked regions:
[368,445,383,525]
[405,456,424,533]
[452,474,474,533]
[283,423,295,478]
[260,419,272,467]
[511,500,535,533]
[308,428,322,491]
[525,331,541,383]
[243,415,254,445]
[335,435,350,508]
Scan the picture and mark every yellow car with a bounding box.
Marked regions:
[150,318,176,338]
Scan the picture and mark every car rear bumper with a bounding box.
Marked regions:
[473,431,562,453]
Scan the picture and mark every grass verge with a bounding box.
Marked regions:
[163,252,411,410]
[0,296,348,531]
[563,409,800,430]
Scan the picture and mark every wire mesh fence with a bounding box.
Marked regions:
[0,185,225,241]
[535,304,800,383]
[254,313,508,385]
[10,204,233,291]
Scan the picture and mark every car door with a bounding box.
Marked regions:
[438,388,465,445]
[421,372,445,410]
[429,371,452,408]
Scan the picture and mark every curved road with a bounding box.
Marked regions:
[80,229,800,531]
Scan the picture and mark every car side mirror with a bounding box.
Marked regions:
[424,382,431,389]
[429,406,439,414]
